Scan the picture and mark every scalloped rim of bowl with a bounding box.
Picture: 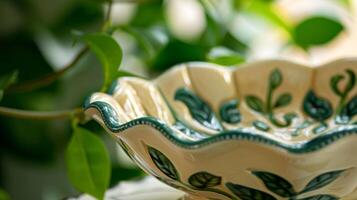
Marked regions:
[84,58,357,154]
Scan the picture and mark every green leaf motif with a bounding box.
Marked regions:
[245,96,265,113]
[252,171,296,197]
[188,171,222,189]
[303,91,333,121]
[226,182,277,200]
[66,126,111,200]
[294,16,344,48]
[274,93,292,108]
[220,99,241,124]
[148,146,180,181]
[253,120,270,132]
[298,194,338,200]
[301,170,346,194]
[269,69,282,90]
[82,33,122,92]
[175,87,223,131]
[340,96,357,120]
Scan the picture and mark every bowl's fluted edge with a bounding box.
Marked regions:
[84,100,357,154]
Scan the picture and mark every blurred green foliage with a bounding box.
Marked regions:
[0,188,10,200]
[81,33,123,91]
[0,0,350,199]
[66,125,110,200]
[293,16,344,48]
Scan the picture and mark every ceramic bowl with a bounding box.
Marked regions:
[84,59,357,200]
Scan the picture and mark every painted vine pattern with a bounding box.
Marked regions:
[245,69,296,129]
[174,68,356,136]
[148,146,237,200]
[303,69,356,133]
[147,146,346,200]
[174,87,224,131]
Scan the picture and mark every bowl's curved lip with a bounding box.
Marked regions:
[85,58,357,154]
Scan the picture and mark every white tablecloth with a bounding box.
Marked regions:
[69,176,184,200]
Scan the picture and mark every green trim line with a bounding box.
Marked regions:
[84,100,357,154]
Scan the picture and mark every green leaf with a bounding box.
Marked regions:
[245,95,265,113]
[274,93,292,108]
[221,32,248,53]
[220,99,241,124]
[175,87,223,131]
[206,47,245,66]
[0,188,10,200]
[298,194,338,200]
[252,171,296,197]
[303,91,333,121]
[269,69,282,90]
[198,0,225,47]
[148,146,180,181]
[66,125,111,200]
[82,33,122,91]
[0,70,18,101]
[340,95,357,121]
[294,16,344,48]
[151,39,206,71]
[130,0,164,27]
[300,169,346,194]
[120,26,169,63]
[226,182,277,200]
[188,171,222,189]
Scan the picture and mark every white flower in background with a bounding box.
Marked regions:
[165,0,206,42]
[241,0,357,65]
[108,2,137,25]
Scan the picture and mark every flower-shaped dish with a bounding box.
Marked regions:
[85,60,357,200]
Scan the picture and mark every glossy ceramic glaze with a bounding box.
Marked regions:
[84,59,357,200]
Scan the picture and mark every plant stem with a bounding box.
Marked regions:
[0,106,83,120]
[336,93,348,116]
[7,47,89,93]
[105,1,113,22]
[266,84,273,114]
[102,0,113,32]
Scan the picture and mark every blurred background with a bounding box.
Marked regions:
[0,0,356,199]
